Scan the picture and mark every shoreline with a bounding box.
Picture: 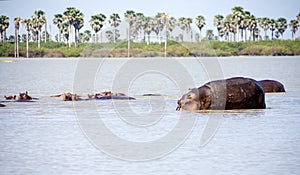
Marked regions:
[1,40,300,58]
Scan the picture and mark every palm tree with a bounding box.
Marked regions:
[178,17,187,42]
[81,30,91,42]
[63,7,83,47]
[89,13,106,43]
[34,10,46,48]
[195,15,205,42]
[124,10,136,57]
[142,16,153,45]
[159,13,171,57]
[22,19,31,58]
[206,30,214,40]
[276,18,287,39]
[231,6,244,42]
[53,14,63,42]
[248,14,257,41]
[72,10,84,47]
[239,11,251,42]
[259,17,270,40]
[269,19,276,40]
[0,15,10,42]
[289,19,299,40]
[214,15,224,41]
[108,13,121,43]
[167,17,177,39]
[222,14,233,42]
[61,22,70,44]
[14,17,21,58]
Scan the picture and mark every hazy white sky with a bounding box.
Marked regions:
[1,0,299,39]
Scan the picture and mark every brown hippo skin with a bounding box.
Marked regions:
[258,80,285,93]
[177,77,266,111]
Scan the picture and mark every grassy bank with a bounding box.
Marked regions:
[1,40,300,58]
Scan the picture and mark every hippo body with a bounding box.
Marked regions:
[177,77,266,111]
[96,96,136,100]
[258,80,285,93]
[18,91,33,100]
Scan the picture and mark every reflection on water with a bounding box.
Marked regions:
[0,57,300,175]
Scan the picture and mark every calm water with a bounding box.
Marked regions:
[0,56,300,175]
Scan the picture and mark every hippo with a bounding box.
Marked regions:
[142,93,162,97]
[0,103,5,107]
[88,91,127,99]
[176,77,266,111]
[4,95,16,100]
[18,91,33,100]
[258,80,285,93]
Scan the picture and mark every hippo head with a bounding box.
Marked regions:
[176,88,200,111]
[176,85,212,111]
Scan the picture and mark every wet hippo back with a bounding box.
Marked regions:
[222,77,265,109]
[258,80,285,93]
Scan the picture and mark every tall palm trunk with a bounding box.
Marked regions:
[44,21,47,43]
[38,29,41,48]
[14,28,19,58]
[127,26,130,58]
[113,28,116,43]
[74,28,78,48]
[68,23,71,47]
[26,30,29,58]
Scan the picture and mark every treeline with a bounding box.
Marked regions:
[1,40,299,58]
[0,6,299,58]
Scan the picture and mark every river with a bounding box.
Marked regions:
[0,56,300,175]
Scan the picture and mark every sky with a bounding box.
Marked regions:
[0,0,299,40]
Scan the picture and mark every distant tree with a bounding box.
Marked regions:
[106,29,120,42]
[142,16,153,45]
[14,17,21,58]
[108,13,121,43]
[206,29,214,40]
[289,19,299,40]
[269,19,276,40]
[33,10,46,48]
[196,15,205,41]
[276,18,287,39]
[0,15,10,42]
[214,15,224,41]
[259,17,270,40]
[231,6,244,41]
[124,10,136,57]
[53,14,63,42]
[22,18,31,58]
[89,13,106,43]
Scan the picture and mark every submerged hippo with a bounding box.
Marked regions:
[0,103,5,107]
[4,95,16,100]
[258,80,285,93]
[88,91,132,99]
[18,91,33,100]
[51,93,82,101]
[177,77,266,111]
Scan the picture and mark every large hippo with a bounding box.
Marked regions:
[258,80,285,93]
[176,77,266,111]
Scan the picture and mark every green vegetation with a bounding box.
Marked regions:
[1,40,299,58]
[0,7,300,58]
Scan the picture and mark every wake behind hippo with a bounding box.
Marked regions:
[177,77,266,111]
